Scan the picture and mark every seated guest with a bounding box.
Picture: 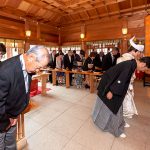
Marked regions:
[63,50,74,85]
[102,47,119,71]
[48,50,56,83]
[94,51,105,72]
[92,57,150,138]
[64,50,74,70]
[48,50,56,68]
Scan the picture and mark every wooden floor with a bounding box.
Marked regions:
[23,81,150,150]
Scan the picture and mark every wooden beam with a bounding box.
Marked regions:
[24,0,65,15]
[0,11,25,23]
[78,13,82,20]
[103,0,110,17]
[90,1,100,19]
[69,15,74,22]
[62,3,150,22]
[66,0,92,6]
[54,0,66,6]
[85,10,90,19]
[95,8,101,19]
[116,0,121,17]
[130,0,133,15]
[61,15,74,23]
[4,0,9,6]
[144,0,150,14]
[62,0,126,16]
[62,7,148,26]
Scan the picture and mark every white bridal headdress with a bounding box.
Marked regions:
[129,36,144,52]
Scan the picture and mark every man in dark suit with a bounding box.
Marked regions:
[0,46,49,149]
[102,47,119,71]
[94,51,105,72]
[63,50,74,85]
[72,50,80,68]
[48,50,56,83]
[48,50,56,69]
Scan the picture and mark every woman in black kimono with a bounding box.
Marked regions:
[92,57,150,138]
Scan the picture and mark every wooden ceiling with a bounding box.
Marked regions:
[0,0,150,27]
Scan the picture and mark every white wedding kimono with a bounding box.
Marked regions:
[117,53,138,118]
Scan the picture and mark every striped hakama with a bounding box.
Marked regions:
[92,96,125,137]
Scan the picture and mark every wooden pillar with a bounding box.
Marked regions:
[25,20,30,34]
[58,27,61,46]
[81,41,88,58]
[52,70,56,85]
[7,47,12,59]
[122,38,128,54]
[66,71,70,88]
[145,15,150,56]
[81,24,88,57]
[24,42,30,52]
[121,17,129,54]
[41,73,49,95]
[37,22,41,40]
[17,113,27,150]
[24,20,30,52]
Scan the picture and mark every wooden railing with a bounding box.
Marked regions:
[16,113,26,150]
[17,102,32,150]
[52,69,103,93]
[17,114,25,141]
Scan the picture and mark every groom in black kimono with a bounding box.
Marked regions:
[92,57,150,138]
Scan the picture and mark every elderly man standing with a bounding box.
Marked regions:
[0,46,49,150]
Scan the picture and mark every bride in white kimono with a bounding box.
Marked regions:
[117,53,137,118]
[117,36,144,119]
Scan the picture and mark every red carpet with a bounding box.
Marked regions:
[30,79,51,97]
[30,86,51,97]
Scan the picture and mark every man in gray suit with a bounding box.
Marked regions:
[0,46,49,150]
